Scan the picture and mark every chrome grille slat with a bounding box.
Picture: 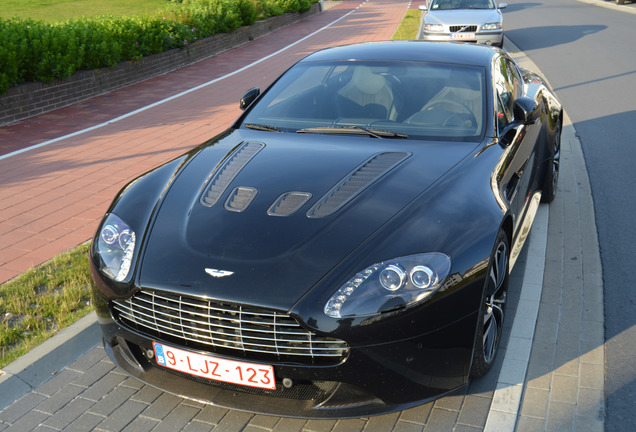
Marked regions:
[117,299,308,334]
[112,291,348,363]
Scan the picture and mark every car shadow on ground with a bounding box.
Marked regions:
[505,25,606,51]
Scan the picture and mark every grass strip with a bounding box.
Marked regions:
[391,9,422,40]
[0,243,94,369]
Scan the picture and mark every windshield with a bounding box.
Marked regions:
[430,0,496,10]
[241,60,486,141]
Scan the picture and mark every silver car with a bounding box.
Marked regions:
[419,0,507,48]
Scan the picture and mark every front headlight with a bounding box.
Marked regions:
[93,213,136,282]
[425,23,444,32]
[481,22,502,31]
[324,253,451,318]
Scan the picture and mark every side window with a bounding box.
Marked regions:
[494,56,521,134]
[496,92,510,131]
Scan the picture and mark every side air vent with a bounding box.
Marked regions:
[307,152,410,218]
[201,142,264,207]
[268,192,312,217]
[225,186,258,212]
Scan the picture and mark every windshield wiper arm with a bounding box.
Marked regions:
[244,123,284,132]
[297,126,407,139]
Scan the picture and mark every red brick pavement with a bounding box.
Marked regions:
[0,0,412,284]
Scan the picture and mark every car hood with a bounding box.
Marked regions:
[138,130,479,310]
[425,9,502,26]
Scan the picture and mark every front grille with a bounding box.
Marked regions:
[450,25,478,33]
[112,290,349,365]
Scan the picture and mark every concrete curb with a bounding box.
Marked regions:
[0,312,100,411]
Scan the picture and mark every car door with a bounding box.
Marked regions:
[493,54,540,237]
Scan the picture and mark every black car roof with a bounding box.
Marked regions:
[301,41,497,67]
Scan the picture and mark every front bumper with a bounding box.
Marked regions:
[420,32,503,46]
[95,300,478,418]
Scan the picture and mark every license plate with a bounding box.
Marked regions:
[451,32,476,40]
[153,342,276,390]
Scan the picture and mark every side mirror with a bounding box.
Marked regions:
[418,4,428,11]
[513,97,539,125]
[240,87,260,110]
[498,3,508,8]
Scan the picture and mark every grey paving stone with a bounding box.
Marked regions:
[302,418,337,432]
[397,401,433,425]
[62,412,104,432]
[579,363,603,390]
[4,410,50,432]
[271,417,306,432]
[67,346,107,372]
[35,383,85,415]
[151,404,200,432]
[529,339,556,365]
[551,375,578,404]
[537,301,560,324]
[555,330,581,358]
[140,393,183,421]
[546,400,575,432]
[390,420,424,432]
[360,411,399,432]
[577,387,604,420]
[181,421,215,432]
[525,361,553,391]
[87,385,136,417]
[422,408,458,431]
[533,319,558,344]
[553,358,579,378]
[41,397,95,430]
[247,414,279,430]
[579,344,603,367]
[34,369,81,397]
[575,416,604,432]
[516,416,545,432]
[332,418,366,432]
[0,392,47,423]
[72,361,117,391]
[119,416,159,432]
[579,320,603,343]
[210,409,253,432]
[192,405,228,425]
[581,302,603,324]
[119,376,145,390]
[456,394,491,428]
[241,425,267,432]
[433,391,464,411]
[32,426,57,432]
[558,310,582,334]
[453,425,482,432]
[129,385,163,405]
[519,387,549,419]
[91,398,147,431]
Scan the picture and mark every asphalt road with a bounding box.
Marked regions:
[502,0,636,430]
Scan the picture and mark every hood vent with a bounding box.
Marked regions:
[307,152,410,218]
[201,142,264,207]
[225,186,258,212]
[267,192,313,217]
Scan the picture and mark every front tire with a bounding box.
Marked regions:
[470,230,509,378]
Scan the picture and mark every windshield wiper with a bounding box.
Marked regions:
[297,126,407,139]
[244,123,284,132]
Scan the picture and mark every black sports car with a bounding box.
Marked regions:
[90,41,562,418]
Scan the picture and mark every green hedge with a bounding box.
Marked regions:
[0,0,314,94]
